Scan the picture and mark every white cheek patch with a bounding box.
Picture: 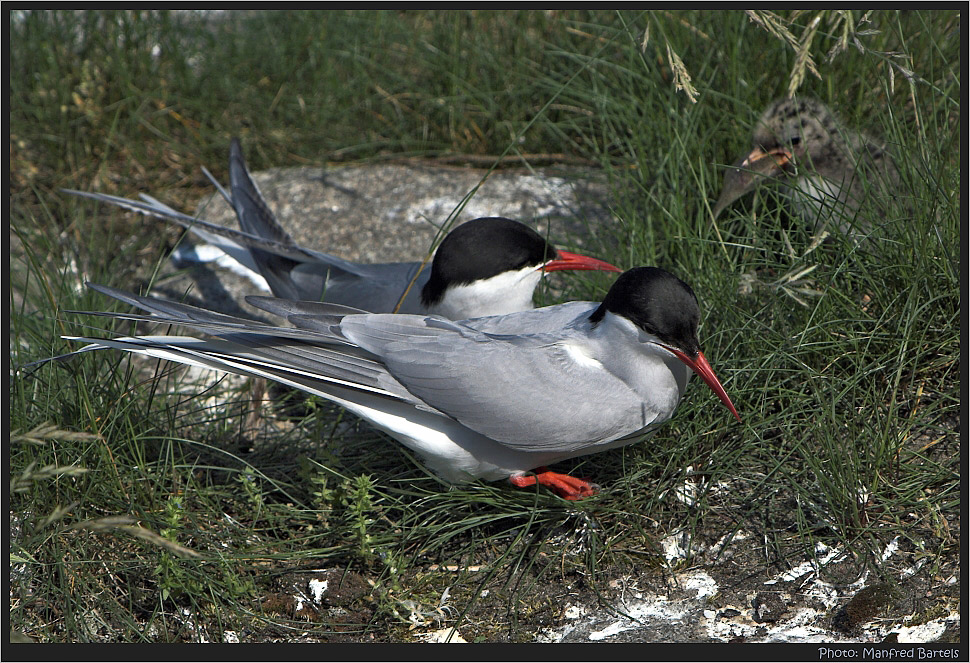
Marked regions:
[433,266,542,318]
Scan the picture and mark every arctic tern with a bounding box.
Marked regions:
[66,267,740,499]
[64,138,621,319]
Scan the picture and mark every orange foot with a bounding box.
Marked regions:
[509,467,598,500]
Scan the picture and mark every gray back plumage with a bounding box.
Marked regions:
[79,285,662,456]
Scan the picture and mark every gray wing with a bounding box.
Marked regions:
[80,284,430,408]
[246,295,370,319]
[226,137,306,300]
[200,293,645,453]
[62,189,321,268]
[84,283,350,345]
[457,301,597,335]
[335,313,656,453]
[296,260,430,314]
[65,333,424,410]
[63,186,431,312]
[227,138,432,311]
[247,295,597,335]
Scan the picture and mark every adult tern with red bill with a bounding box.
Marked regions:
[66,267,740,500]
[64,138,620,318]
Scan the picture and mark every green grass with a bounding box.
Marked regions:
[10,9,959,642]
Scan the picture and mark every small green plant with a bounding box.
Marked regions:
[215,557,256,602]
[344,474,377,561]
[236,466,265,514]
[156,495,201,601]
[312,468,409,590]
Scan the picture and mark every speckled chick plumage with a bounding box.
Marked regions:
[715,97,900,239]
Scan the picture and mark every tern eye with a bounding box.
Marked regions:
[789,136,802,147]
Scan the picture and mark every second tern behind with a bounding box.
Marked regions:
[64,138,621,318]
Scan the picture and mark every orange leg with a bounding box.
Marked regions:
[509,467,598,500]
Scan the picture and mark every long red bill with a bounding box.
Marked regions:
[664,346,741,422]
[543,250,622,274]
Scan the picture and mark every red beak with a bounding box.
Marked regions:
[741,145,792,174]
[542,250,622,274]
[663,346,741,422]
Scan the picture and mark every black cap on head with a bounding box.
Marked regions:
[421,218,556,306]
[589,267,701,356]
